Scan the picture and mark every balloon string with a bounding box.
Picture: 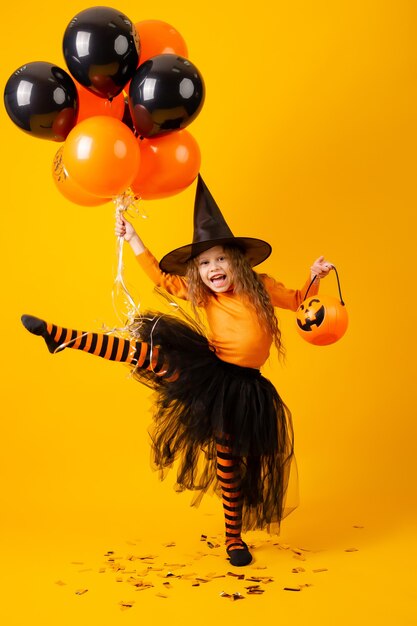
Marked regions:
[112,190,142,324]
[113,234,140,321]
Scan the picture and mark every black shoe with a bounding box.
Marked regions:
[21,314,61,353]
[226,541,253,567]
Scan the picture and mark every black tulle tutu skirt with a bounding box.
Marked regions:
[128,311,297,531]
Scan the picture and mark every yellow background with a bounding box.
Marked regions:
[1,1,416,624]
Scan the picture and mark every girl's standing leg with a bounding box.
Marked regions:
[215,436,252,566]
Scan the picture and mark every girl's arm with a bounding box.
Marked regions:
[115,213,146,255]
[262,256,334,311]
[115,214,189,299]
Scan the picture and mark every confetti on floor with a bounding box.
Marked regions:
[220,591,245,601]
[246,585,265,595]
[293,553,307,561]
[119,601,135,610]
[58,531,348,608]
[128,579,154,591]
[75,588,88,595]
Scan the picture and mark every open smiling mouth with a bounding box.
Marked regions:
[210,274,227,287]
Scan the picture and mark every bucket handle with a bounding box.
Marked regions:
[303,265,345,305]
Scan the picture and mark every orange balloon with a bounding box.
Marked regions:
[135,20,188,64]
[76,82,125,123]
[296,295,348,346]
[52,147,110,206]
[131,130,201,200]
[62,116,141,197]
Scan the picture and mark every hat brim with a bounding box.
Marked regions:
[159,237,272,275]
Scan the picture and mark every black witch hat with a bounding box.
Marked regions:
[159,175,272,275]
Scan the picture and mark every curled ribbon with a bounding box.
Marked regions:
[112,189,146,325]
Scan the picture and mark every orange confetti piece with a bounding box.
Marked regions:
[246,585,265,594]
[273,543,291,550]
[119,601,135,610]
[220,591,245,601]
[293,554,307,561]
[127,577,154,589]
[247,576,274,583]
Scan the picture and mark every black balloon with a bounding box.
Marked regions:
[128,54,205,138]
[63,6,140,100]
[4,62,78,141]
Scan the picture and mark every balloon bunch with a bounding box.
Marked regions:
[4,7,204,206]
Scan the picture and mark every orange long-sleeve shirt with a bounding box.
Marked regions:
[136,249,319,368]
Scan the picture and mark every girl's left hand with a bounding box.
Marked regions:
[310,256,334,279]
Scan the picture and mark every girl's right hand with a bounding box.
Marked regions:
[115,213,137,242]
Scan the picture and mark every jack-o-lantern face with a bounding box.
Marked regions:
[296,298,325,332]
[295,294,349,346]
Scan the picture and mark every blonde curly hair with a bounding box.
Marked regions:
[186,245,284,358]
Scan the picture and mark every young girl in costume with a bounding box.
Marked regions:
[21,175,333,567]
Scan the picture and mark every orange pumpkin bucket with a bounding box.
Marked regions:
[295,266,348,346]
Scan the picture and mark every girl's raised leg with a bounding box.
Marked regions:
[21,314,174,379]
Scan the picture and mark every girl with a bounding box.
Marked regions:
[21,175,333,567]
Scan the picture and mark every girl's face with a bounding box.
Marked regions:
[197,245,234,293]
